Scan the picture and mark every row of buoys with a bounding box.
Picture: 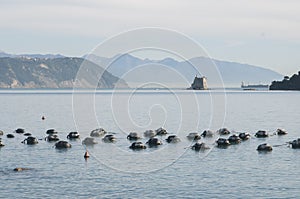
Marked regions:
[0,127,298,155]
[1,128,84,160]
[45,130,88,158]
[0,128,75,149]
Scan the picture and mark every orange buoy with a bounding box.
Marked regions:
[84,151,90,159]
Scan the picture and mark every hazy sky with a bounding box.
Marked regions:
[0,0,299,75]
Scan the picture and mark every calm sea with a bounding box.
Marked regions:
[0,89,300,198]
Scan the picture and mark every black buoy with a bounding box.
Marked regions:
[42,116,45,120]
[13,167,31,172]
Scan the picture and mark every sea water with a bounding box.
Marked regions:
[0,89,300,198]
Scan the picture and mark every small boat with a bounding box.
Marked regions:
[243,88,256,91]
[241,82,269,89]
[241,82,269,90]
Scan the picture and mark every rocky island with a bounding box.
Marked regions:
[270,71,300,90]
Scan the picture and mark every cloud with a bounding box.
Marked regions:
[0,0,299,75]
[0,0,299,40]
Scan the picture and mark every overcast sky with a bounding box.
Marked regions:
[0,0,299,75]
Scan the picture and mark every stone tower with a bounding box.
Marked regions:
[190,76,208,90]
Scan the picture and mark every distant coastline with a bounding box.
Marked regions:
[0,52,283,89]
[0,57,128,89]
[0,87,283,94]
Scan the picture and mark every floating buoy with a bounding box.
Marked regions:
[84,151,90,159]
[42,116,45,120]
[13,167,31,172]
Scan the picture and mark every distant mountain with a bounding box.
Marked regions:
[0,51,64,59]
[0,50,283,88]
[86,54,283,87]
[0,51,11,58]
[0,57,128,88]
[18,54,65,59]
